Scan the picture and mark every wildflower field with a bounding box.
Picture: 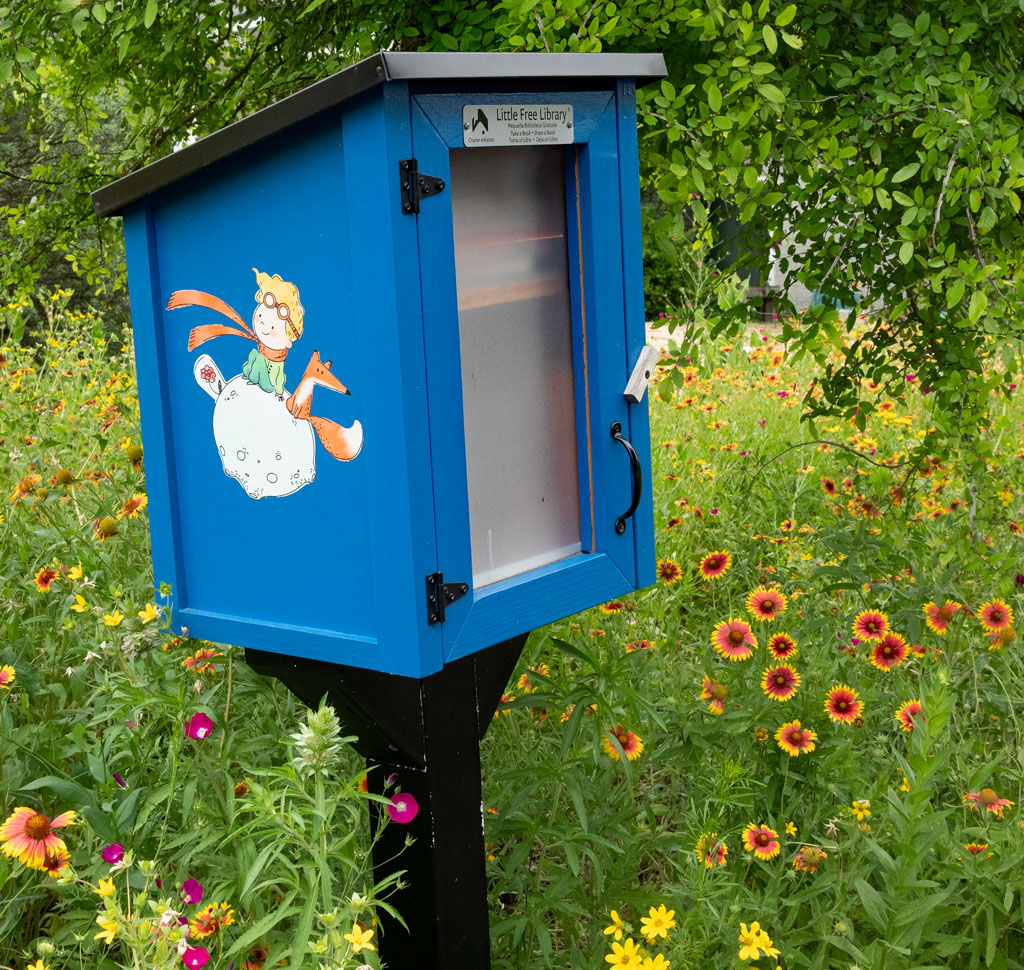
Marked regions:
[2,294,1024,969]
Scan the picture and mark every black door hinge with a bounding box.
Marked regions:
[426,571,468,624]
[400,158,445,214]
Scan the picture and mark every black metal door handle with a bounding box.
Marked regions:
[610,421,642,535]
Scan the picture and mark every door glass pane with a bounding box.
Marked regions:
[449,145,581,588]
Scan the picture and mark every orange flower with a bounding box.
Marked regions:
[116,493,148,520]
[700,676,727,715]
[33,567,57,593]
[0,807,77,870]
[602,724,644,761]
[979,599,1014,632]
[923,600,961,634]
[746,587,787,622]
[775,720,817,756]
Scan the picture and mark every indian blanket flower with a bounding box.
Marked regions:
[10,473,40,504]
[101,842,124,864]
[186,712,214,740]
[33,566,57,593]
[640,904,676,941]
[894,698,924,732]
[700,676,727,715]
[746,586,787,621]
[656,558,682,584]
[0,807,76,869]
[695,831,727,868]
[0,664,14,689]
[605,937,643,968]
[853,609,889,641]
[386,792,419,823]
[604,910,625,941]
[871,632,908,671]
[824,685,863,724]
[189,901,235,939]
[116,493,148,520]
[793,845,828,873]
[766,632,798,660]
[40,846,71,877]
[600,601,627,615]
[965,842,991,855]
[742,823,780,860]
[979,599,1014,632]
[93,516,118,541]
[712,618,757,661]
[761,664,800,702]
[602,724,644,761]
[963,788,1014,818]
[775,720,817,756]
[698,550,732,580]
[923,600,961,634]
[987,626,1017,650]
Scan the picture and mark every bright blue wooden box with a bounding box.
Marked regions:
[94,52,664,678]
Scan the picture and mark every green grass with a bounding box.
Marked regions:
[2,298,1024,969]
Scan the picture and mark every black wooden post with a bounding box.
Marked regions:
[246,633,528,970]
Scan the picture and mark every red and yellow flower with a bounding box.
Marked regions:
[700,676,727,715]
[741,823,780,860]
[761,665,800,702]
[697,550,732,581]
[189,901,236,939]
[0,664,15,689]
[870,632,908,671]
[775,720,817,756]
[766,632,798,660]
[33,566,58,593]
[978,599,1014,632]
[853,609,889,641]
[746,586,787,622]
[923,600,961,634]
[894,698,924,732]
[0,807,76,870]
[695,831,728,868]
[602,724,644,762]
[824,684,862,724]
[712,618,757,661]
[963,788,1014,819]
[116,493,148,520]
[656,558,682,584]
[792,845,827,873]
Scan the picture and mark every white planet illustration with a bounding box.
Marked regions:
[193,355,317,499]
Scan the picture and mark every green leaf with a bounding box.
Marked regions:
[117,32,129,63]
[781,30,803,48]
[763,24,777,53]
[946,279,965,307]
[892,162,920,182]
[707,82,722,111]
[17,775,95,805]
[775,4,797,26]
[968,288,987,324]
[143,0,157,27]
[899,241,914,264]
[758,83,785,104]
[854,877,889,931]
[92,2,106,22]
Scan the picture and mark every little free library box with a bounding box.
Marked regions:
[95,50,666,968]
[93,51,665,680]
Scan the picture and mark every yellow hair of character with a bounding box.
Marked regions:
[252,268,304,343]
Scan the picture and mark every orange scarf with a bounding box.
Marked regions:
[167,289,289,362]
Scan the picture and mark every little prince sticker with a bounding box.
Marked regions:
[166,269,363,499]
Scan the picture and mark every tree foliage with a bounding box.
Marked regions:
[2,0,1022,432]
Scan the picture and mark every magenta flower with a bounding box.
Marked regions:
[182,946,210,969]
[386,792,419,824]
[101,842,125,864]
[112,772,127,789]
[186,712,214,740]
[181,877,204,905]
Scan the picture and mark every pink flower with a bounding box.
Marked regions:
[101,842,125,864]
[186,712,214,740]
[386,792,419,824]
[182,946,210,969]
[199,365,215,383]
[181,877,204,905]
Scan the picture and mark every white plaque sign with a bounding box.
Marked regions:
[463,104,574,147]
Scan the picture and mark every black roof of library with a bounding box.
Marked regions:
[91,51,667,218]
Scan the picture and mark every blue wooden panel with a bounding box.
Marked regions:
[615,80,656,589]
[127,109,432,676]
[449,553,629,660]
[123,205,187,609]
